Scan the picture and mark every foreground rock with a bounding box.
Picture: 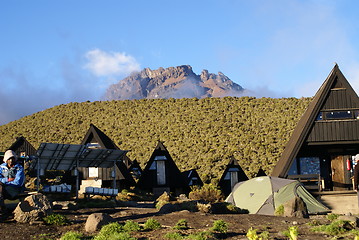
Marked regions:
[13,193,53,223]
[85,213,114,232]
[283,196,309,218]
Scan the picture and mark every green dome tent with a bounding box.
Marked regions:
[226,176,329,215]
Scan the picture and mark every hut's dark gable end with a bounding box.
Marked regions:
[219,156,248,197]
[272,65,359,191]
[137,141,189,196]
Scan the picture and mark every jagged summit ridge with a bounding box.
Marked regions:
[104,65,244,100]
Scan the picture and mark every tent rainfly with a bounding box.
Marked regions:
[226,176,329,215]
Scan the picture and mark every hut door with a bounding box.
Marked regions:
[331,155,345,191]
[156,161,166,185]
[230,171,238,189]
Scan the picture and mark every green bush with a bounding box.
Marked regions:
[274,204,284,216]
[165,232,184,239]
[311,220,353,236]
[186,231,213,240]
[123,220,141,232]
[43,213,68,226]
[95,232,135,240]
[189,184,223,203]
[59,231,83,240]
[326,213,340,221]
[173,219,189,230]
[283,226,298,240]
[143,218,162,231]
[93,222,125,240]
[210,219,228,233]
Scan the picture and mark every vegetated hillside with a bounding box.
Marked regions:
[0,97,312,183]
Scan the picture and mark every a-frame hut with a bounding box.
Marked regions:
[272,65,359,191]
[128,159,143,180]
[218,156,248,197]
[137,141,189,196]
[1,136,37,165]
[181,169,204,188]
[80,124,135,189]
[8,136,37,157]
[256,168,267,177]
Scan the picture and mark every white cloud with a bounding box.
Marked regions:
[84,49,140,77]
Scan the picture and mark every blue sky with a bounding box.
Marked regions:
[1,0,359,125]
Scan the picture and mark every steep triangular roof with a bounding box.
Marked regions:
[256,168,267,177]
[219,156,249,186]
[272,65,359,177]
[8,136,37,156]
[181,169,204,187]
[81,124,118,149]
[137,141,188,191]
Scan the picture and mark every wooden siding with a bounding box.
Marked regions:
[323,89,359,110]
[307,120,359,142]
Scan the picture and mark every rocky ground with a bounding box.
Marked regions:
[0,202,347,240]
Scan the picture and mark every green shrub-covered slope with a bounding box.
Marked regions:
[0,97,311,183]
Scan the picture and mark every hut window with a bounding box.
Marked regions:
[154,155,167,161]
[224,172,231,180]
[89,167,99,178]
[316,112,323,121]
[189,177,198,186]
[87,142,101,149]
[228,168,239,172]
[299,157,320,175]
[149,161,156,170]
[288,158,298,175]
[325,111,352,120]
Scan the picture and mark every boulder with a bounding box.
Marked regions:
[85,213,114,232]
[158,203,181,214]
[13,193,53,223]
[338,215,359,227]
[283,196,309,218]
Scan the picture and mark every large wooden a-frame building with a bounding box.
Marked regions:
[80,124,135,189]
[272,65,359,191]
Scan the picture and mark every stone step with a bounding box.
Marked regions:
[318,193,359,214]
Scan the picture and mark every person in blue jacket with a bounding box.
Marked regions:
[0,150,25,213]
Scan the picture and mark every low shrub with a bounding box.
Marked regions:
[43,213,68,226]
[282,226,298,240]
[173,219,189,230]
[143,218,162,231]
[59,231,83,240]
[210,219,228,233]
[123,220,141,232]
[311,220,353,236]
[197,202,211,213]
[165,232,184,239]
[93,222,125,240]
[188,184,223,203]
[186,231,213,240]
[274,204,284,216]
[326,213,340,221]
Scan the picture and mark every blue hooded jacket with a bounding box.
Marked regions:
[0,150,25,187]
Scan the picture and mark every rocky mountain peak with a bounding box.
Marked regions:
[104,65,244,100]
